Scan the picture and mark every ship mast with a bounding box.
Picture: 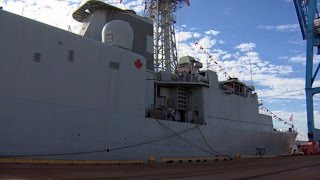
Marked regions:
[144,0,190,72]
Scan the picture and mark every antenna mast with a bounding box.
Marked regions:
[144,0,190,72]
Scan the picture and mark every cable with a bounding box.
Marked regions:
[196,125,230,158]
[0,149,107,158]
[0,125,198,158]
[297,132,308,139]
[259,106,294,127]
[156,120,217,156]
[111,125,198,151]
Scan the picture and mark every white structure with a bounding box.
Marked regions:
[102,20,134,50]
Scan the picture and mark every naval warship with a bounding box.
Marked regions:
[0,1,297,161]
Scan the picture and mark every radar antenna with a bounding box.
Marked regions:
[144,0,190,72]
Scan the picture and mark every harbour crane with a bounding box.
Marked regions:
[293,0,320,142]
[144,0,190,72]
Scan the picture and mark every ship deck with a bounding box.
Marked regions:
[1,155,320,179]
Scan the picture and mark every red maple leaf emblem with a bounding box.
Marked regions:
[134,59,143,69]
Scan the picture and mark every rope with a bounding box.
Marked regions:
[0,149,107,158]
[156,120,217,155]
[191,34,231,80]
[259,106,294,127]
[0,125,198,158]
[297,132,308,139]
[196,125,230,157]
[1,120,231,158]
[110,125,197,151]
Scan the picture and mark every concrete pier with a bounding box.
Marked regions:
[1,155,320,179]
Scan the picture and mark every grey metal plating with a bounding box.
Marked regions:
[0,2,296,161]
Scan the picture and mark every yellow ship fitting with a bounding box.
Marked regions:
[160,156,231,163]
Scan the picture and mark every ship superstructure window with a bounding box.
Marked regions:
[33,52,41,62]
[109,61,119,70]
[219,78,252,98]
[68,50,74,62]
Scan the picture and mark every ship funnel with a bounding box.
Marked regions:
[102,20,133,50]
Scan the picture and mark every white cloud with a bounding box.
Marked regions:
[222,54,232,60]
[204,29,220,36]
[198,36,217,49]
[213,46,300,101]
[288,38,304,45]
[119,0,145,13]
[193,32,201,38]
[258,24,300,32]
[278,56,289,60]
[2,0,145,33]
[255,76,305,100]
[176,33,227,70]
[176,31,298,102]
[175,30,201,44]
[181,24,187,28]
[176,31,194,43]
[235,43,256,52]
[288,54,305,63]
[288,53,320,64]
[4,0,82,32]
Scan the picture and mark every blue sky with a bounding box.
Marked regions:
[1,0,319,140]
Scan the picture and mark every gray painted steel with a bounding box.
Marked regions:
[0,8,296,161]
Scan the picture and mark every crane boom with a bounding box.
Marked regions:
[293,0,307,39]
[293,0,320,142]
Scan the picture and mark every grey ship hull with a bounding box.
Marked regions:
[0,10,296,161]
[0,96,296,160]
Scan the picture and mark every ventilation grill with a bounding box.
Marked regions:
[105,34,113,43]
[109,61,120,70]
[33,53,41,62]
[68,50,74,62]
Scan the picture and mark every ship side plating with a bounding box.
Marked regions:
[0,1,296,161]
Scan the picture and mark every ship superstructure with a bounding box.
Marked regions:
[0,1,297,161]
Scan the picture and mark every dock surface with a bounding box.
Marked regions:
[1,155,320,179]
